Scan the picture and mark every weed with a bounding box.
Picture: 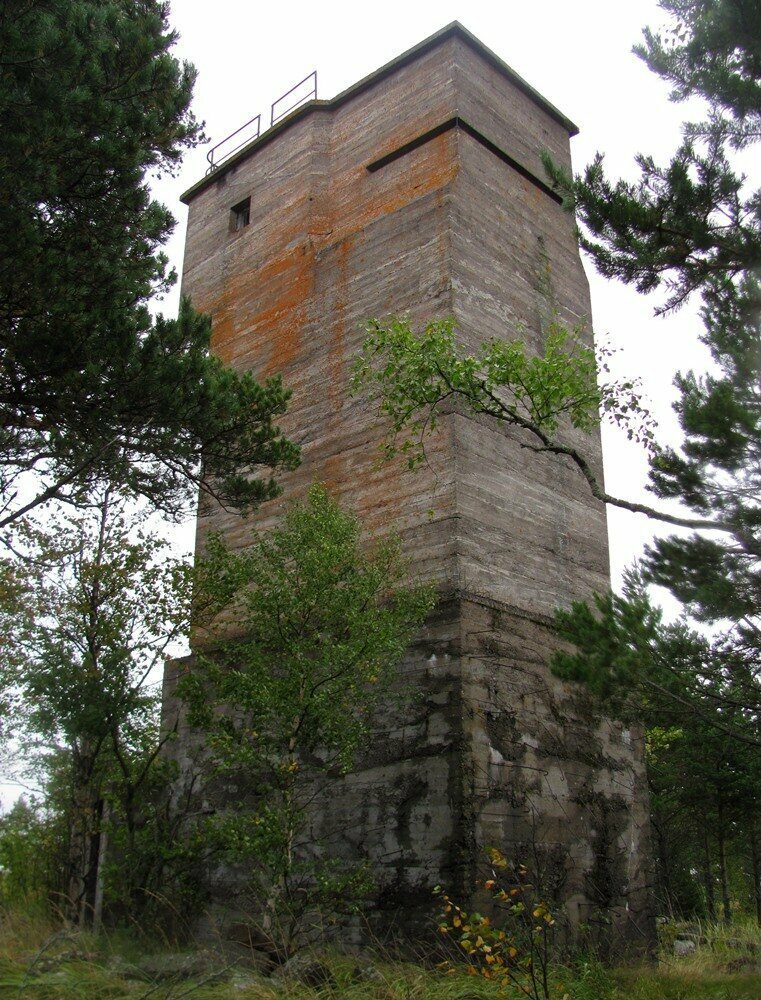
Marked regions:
[435,849,563,1000]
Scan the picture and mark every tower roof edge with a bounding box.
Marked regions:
[181,21,578,205]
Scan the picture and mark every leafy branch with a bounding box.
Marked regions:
[352,316,750,544]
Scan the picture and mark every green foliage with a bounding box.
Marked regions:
[0,490,195,924]
[552,571,663,713]
[0,1,298,525]
[638,0,760,146]
[181,484,435,953]
[543,0,760,307]
[553,573,760,920]
[2,496,191,761]
[543,0,760,601]
[646,715,760,921]
[436,849,560,1000]
[352,315,652,473]
[542,0,761,924]
[642,271,760,641]
[0,798,64,907]
[102,756,215,936]
[187,484,435,771]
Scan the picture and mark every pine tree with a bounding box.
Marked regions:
[543,0,760,646]
[546,0,760,918]
[553,570,760,918]
[0,1,298,527]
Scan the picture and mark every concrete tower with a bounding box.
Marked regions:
[172,23,652,948]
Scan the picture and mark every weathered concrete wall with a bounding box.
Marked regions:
[181,36,463,573]
[459,598,652,949]
[167,22,653,950]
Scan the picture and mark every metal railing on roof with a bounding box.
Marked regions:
[204,72,317,176]
[271,71,317,127]
[206,115,261,175]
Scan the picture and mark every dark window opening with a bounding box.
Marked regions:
[230,197,251,232]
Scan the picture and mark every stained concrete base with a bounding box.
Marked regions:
[163,592,653,956]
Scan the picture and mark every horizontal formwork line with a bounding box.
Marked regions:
[366,116,563,206]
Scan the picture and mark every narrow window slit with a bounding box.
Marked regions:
[230,197,251,232]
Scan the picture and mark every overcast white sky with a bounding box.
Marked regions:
[2,0,714,808]
[152,0,706,587]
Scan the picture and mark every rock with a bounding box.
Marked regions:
[230,969,263,991]
[271,952,335,989]
[107,955,142,979]
[726,955,761,973]
[351,962,385,984]
[674,938,697,957]
[724,937,757,952]
[129,950,229,982]
[218,939,275,974]
[26,945,98,975]
[223,921,279,971]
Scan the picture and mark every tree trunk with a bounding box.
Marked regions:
[66,749,102,926]
[749,824,761,927]
[717,795,732,923]
[702,827,716,922]
[66,785,89,923]
[653,816,674,917]
[91,800,109,933]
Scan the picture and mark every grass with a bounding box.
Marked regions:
[600,916,761,1000]
[0,907,759,999]
[612,966,761,1000]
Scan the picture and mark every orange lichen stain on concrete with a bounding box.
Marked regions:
[210,247,315,378]
[525,178,545,211]
[205,134,457,376]
[321,450,347,495]
[203,188,317,371]
[328,131,459,247]
[327,234,354,413]
[206,299,237,367]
